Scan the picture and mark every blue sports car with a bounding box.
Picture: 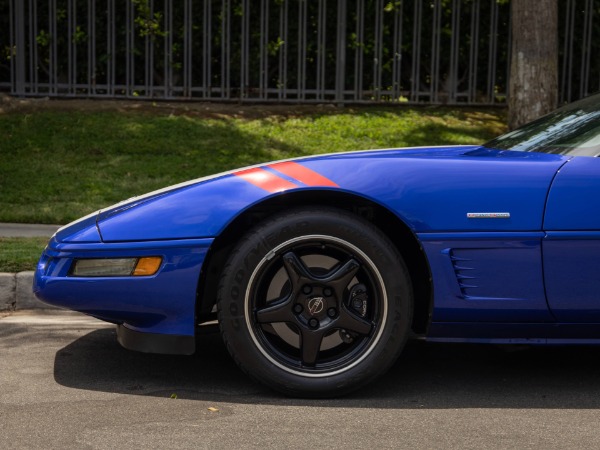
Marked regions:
[35,93,600,397]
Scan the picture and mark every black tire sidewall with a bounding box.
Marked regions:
[218,207,412,397]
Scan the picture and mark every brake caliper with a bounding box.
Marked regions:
[347,283,368,317]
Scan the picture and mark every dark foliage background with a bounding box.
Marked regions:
[0,0,598,104]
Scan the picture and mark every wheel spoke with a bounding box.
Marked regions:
[255,298,295,324]
[335,304,373,336]
[282,251,314,287]
[283,251,360,288]
[320,258,361,300]
[299,328,326,366]
[321,258,360,284]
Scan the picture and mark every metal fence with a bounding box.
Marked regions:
[1,0,598,104]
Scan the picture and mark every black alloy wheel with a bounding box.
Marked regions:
[217,207,413,397]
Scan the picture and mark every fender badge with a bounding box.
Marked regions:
[467,212,511,219]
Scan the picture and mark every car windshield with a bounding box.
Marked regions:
[483,92,600,156]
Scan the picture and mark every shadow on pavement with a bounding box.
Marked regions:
[54,328,600,408]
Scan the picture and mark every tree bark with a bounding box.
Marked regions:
[508,0,558,130]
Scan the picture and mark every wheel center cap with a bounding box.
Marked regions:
[307,297,324,315]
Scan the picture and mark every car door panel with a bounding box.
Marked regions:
[543,157,600,322]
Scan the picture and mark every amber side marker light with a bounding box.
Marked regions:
[71,257,163,277]
[133,257,162,276]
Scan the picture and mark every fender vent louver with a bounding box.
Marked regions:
[450,252,478,295]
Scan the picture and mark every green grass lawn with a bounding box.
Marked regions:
[0,105,505,224]
[0,104,506,272]
[0,237,48,273]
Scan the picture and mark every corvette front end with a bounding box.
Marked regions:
[35,238,212,354]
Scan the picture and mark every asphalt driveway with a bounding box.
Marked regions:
[2,310,600,449]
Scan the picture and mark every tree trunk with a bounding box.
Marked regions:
[508,0,558,130]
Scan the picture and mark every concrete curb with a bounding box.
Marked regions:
[0,272,58,311]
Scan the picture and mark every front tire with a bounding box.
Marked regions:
[217,207,413,397]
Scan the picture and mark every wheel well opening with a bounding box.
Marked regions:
[196,191,432,335]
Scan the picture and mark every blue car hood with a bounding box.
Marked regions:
[54,145,570,243]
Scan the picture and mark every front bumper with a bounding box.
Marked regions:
[34,237,214,353]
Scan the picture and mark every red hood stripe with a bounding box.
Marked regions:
[268,161,339,187]
[234,167,298,193]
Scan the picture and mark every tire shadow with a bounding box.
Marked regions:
[54,328,600,408]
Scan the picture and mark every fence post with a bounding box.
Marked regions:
[335,0,347,104]
[14,0,26,96]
